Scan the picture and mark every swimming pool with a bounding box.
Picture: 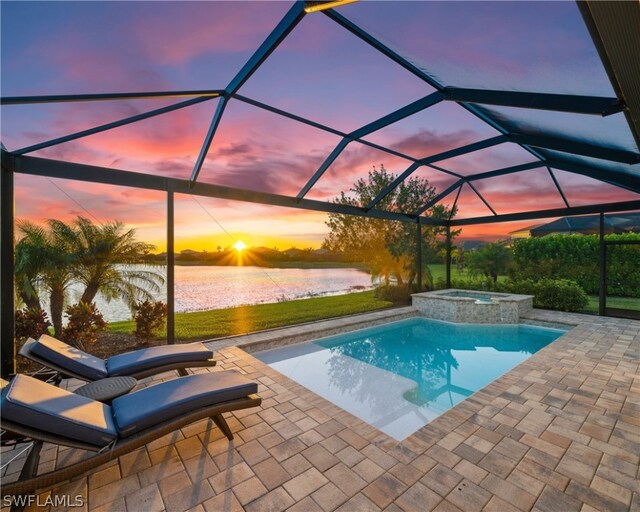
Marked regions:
[256,318,565,440]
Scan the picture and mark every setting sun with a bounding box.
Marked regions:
[233,240,247,252]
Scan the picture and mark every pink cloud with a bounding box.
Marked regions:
[386,129,482,160]
[132,3,292,66]
[553,171,640,206]
[471,168,565,214]
[15,175,165,227]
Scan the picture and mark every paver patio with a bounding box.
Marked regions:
[2,308,638,512]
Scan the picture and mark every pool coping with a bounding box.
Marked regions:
[205,306,419,354]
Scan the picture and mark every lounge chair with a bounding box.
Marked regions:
[0,371,261,495]
[19,335,216,381]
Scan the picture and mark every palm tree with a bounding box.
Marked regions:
[52,217,165,309]
[15,221,76,335]
[467,242,512,283]
[15,216,165,336]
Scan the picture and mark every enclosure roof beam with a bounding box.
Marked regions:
[234,94,346,138]
[467,181,497,216]
[225,3,306,96]
[366,162,422,210]
[190,1,307,185]
[324,9,549,166]
[414,180,464,215]
[415,160,584,215]
[323,9,444,91]
[449,199,640,226]
[464,161,545,182]
[547,167,570,208]
[0,90,224,105]
[14,96,217,156]
[443,87,623,116]
[296,91,447,200]
[297,138,351,200]
[544,156,640,194]
[234,94,423,164]
[190,97,228,185]
[510,132,640,164]
[578,1,640,149]
[366,135,508,210]
[348,91,446,140]
[449,184,463,221]
[6,151,450,225]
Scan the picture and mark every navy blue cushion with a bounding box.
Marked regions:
[111,371,257,437]
[0,375,117,447]
[30,335,108,381]
[106,343,213,377]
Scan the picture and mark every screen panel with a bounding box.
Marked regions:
[334,1,614,96]
[238,7,432,133]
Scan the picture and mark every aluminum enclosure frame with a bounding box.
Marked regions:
[2,0,640,377]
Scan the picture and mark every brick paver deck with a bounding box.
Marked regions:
[2,309,638,511]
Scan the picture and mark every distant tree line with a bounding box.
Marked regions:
[144,246,347,265]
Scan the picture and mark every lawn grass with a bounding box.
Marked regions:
[109,290,393,341]
[582,295,640,314]
[426,264,507,284]
[427,263,468,283]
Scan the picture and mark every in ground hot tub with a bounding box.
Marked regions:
[411,289,533,324]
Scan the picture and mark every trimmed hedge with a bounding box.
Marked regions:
[512,233,640,297]
[434,277,588,312]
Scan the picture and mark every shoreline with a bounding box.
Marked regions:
[145,260,369,271]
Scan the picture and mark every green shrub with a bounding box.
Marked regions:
[530,279,588,312]
[501,278,588,312]
[61,301,107,350]
[133,300,167,341]
[15,307,51,342]
[374,285,414,305]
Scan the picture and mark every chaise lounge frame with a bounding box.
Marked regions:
[19,337,217,381]
[1,393,261,496]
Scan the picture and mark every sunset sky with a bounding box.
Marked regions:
[2,1,639,251]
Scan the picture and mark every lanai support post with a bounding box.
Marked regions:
[446,225,452,289]
[1,154,15,378]
[599,212,606,316]
[167,189,175,345]
[416,220,422,291]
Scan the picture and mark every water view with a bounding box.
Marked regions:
[45,265,373,322]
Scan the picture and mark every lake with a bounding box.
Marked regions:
[53,265,374,322]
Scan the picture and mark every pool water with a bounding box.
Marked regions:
[256,318,565,440]
[441,291,494,303]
